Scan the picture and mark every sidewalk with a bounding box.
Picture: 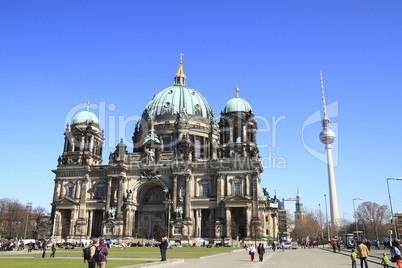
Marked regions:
[119,246,399,268]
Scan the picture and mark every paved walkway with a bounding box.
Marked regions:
[1,245,398,268]
[119,246,399,268]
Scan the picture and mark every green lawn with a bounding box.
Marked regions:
[0,246,239,267]
[0,259,152,268]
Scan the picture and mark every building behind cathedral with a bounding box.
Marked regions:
[51,57,279,244]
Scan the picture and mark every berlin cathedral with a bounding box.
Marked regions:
[51,56,279,243]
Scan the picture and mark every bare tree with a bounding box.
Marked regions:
[355,201,391,240]
[0,199,25,240]
[250,217,262,246]
[204,217,216,240]
[137,218,150,242]
[291,209,321,243]
[152,219,167,240]
[30,206,49,239]
[61,218,70,240]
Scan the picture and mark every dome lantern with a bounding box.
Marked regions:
[174,53,186,86]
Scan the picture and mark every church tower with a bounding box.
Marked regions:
[59,102,104,166]
[218,87,259,159]
[295,188,305,221]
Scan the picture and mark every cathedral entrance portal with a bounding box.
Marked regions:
[231,208,246,240]
[135,183,168,239]
[91,210,103,237]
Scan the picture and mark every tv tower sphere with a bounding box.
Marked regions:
[320,122,336,144]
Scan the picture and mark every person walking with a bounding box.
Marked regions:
[356,240,369,268]
[95,239,108,268]
[49,242,56,258]
[87,238,98,268]
[248,244,256,261]
[160,237,168,261]
[390,241,402,268]
[257,243,265,262]
[41,239,48,258]
[381,252,390,268]
[350,249,357,268]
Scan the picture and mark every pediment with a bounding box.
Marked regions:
[55,197,80,205]
[222,194,251,203]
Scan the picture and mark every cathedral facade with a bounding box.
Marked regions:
[51,58,278,243]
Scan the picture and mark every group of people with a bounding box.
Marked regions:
[350,239,402,268]
[85,238,109,268]
[246,243,266,262]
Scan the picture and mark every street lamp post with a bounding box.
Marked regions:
[324,195,330,241]
[387,178,402,239]
[24,202,32,239]
[353,198,363,240]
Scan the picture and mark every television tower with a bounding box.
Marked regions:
[319,71,340,228]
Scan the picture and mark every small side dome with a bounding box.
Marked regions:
[71,109,100,127]
[223,97,253,113]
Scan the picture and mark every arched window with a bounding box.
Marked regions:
[144,187,164,204]
[95,185,104,199]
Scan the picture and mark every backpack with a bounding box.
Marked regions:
[83,245,93,263]
[93,246,104,262]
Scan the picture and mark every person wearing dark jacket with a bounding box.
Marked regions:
[41,239,48,258]
[257,243,265,262]
[160,237,168,261]
[95,239,108,268]
[50,243,56,258]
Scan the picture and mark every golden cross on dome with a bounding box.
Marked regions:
[179,53,184,63]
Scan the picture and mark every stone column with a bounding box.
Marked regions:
[71,208,78,236]
[173,175,178,209]
[89,135,94,152]
[116,176,124,219]
[61,181,66,197]
[216,174,223,204]
[242,125,247,142]
[53,179,60,200]
[185,174,192,219]
[195,178,199,197]
[245,206,252,237]
[78,177,88,219]
[75,180,81,199]
[80,136,85,151]
[245,174,250,196]
[124,207,136,237]
[105,177,112,217]
[64,135,68,152]
[225,207,231,238]
[87,210,92,236]
[224,174,228,196]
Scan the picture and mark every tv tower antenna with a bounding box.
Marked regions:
[320,70,328,118]
[319,71,340,229]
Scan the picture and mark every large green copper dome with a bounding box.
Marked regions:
[142,57,215,122]
[71,109,100,126]
[223,96,252,113]
[142,85,214,121]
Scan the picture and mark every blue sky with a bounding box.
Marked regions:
[1,0,401,222]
